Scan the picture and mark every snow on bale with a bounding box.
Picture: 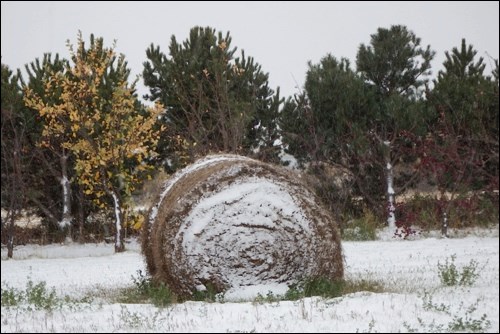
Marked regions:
[142,154,343,298]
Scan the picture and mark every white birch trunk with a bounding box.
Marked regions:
[110,190,124,252]
[59,154,72,230]
[442,212,448,238]
[384,141,396,229]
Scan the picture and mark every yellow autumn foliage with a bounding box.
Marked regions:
[24,33,164,207]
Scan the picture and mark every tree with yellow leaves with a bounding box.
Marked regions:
[25,32,163,252]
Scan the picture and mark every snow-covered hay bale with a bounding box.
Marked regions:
[142,154,343,297]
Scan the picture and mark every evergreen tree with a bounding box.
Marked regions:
[1,63,30,257]
[431,39,497,138]
[19,53,75,235]
[355,25,435,227]
[280,55,382,219]
[280,93,316,165]
[281,26,435,223]
[428,39,499,191]
[143,26,281,170]
[356,25,434,98]
[281,55,373,165]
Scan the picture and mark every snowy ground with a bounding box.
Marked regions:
[1,227,499,333]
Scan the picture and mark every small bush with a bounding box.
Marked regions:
[1,280,59,311]
[149,283,175,307]
[254,291,281,304]
[303,277,344,298]
[449,312,491,332]
[437,255,480,286]
[396,192,499,233]
[1,285,23,307]
[422,290,451,314]
[25,280,58,310]
[342,210,380,241]
[438,297,491,332]
[396,195,440,231]
[420,292,491,332]
[283,286,303,301]
[450,194,499,229]
[121,270,176,307]
[192,283,220,302]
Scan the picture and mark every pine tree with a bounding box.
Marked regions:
[281,55,372,165]
[20,53,75,235]
[1,63,30,257]
[143,26,281,169]
[432,39,497,137]
[355,25,435,227]
[280,55,386,217]
[427,39,499,193]
[356,25,434,98]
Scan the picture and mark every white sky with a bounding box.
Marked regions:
[1,1,499,101]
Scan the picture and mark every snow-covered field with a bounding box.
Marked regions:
[1,227,499,333]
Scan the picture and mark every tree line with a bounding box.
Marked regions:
[2,25,498,256]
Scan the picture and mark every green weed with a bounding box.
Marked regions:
[437,255,481,286]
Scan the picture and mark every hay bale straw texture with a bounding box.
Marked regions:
[142,154,343,297]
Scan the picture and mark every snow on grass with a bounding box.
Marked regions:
[1,229,499,333]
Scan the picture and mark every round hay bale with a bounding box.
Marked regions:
[142,154,343,297]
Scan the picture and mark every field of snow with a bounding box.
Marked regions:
[1,227,499,333]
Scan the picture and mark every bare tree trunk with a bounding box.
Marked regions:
[7,143,23,258]
[6,209,16,258]
[77,187,85,243]
[2,109,27,258]
[214,73,230,152]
